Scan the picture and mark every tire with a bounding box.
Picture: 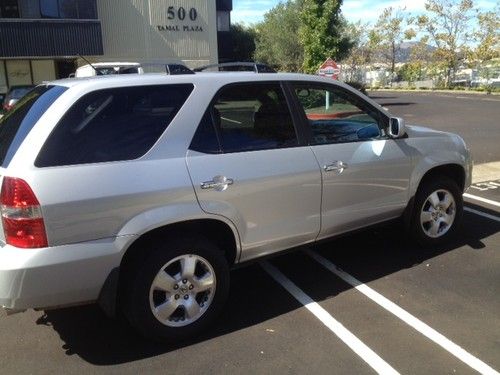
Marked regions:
[122,235,230,342]
[410,176,463,247]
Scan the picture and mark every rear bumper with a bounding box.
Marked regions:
[0,236,132,310]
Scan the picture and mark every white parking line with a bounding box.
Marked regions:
[465,207,500,222]
[464,193,500,208]
[306,250,500,375]
[260,261,400,375]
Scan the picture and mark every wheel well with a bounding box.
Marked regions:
[120,220,238,279]
[419,164,466,192]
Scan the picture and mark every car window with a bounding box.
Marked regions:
[211,83,298,153]
[10,87,34,99]
[36,84,193,167]
[0,85,67,167]
[190,109,221,154]
[293,84,382,145]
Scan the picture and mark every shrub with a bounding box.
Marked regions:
[345,81,367,95]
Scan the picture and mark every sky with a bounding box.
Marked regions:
[231,0,499,25]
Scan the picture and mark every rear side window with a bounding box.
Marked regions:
[0,85,67,167]
[36,84,193,167]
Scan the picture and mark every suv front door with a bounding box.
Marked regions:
[291,82,412,239]
[187,82,321,262]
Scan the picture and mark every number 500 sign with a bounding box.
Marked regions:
[167,6,197,21]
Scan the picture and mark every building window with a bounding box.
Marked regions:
[0,0,20,18]
[40,0,59,18]
[40,0,96,19]
[217,11,230,32]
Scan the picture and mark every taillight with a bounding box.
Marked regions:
[1,177,48,248]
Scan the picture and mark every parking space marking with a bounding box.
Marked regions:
[464,193,500,208]
[470,181,500,192]
[306,250,500,375]
[464,207,500,222]
[260,261,400,375]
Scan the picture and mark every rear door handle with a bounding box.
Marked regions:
[201,175,234,191]
[324,161,348,173]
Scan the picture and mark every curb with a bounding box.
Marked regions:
[367,89,499,96]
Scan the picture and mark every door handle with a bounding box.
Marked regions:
[201,175,234,191]
[324,161,348,173]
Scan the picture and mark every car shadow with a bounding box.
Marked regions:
[367,95,398,100]
[36,203,500,365]
[379,102,416,107]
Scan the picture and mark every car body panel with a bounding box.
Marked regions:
[404,125,472,196]
[187,148,322,262]
[311,138,413,238]
[0,236,130,310]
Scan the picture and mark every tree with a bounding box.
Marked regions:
[397,62,424,84]
[340,21,373,82]
[416,0,476,86]
[370,7,415,81]
[299,0,353,73]
[254,0,304,71]
[229,24,256,62]
[469,9,500,65]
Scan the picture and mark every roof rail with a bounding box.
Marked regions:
[141,63,195,75]
[193,62,276,73]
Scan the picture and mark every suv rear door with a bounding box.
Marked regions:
[186,82,321,262]
[290,82,412,238]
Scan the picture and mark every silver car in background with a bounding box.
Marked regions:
[0,68,472,342]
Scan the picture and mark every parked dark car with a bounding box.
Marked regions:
[0,93,5,114]
[2,85,36,112]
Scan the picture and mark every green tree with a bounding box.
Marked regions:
[299,0,353,73]
[229,24,256,62]
[416,0,476,86]
[254,0,304,71]
[397,62,424,84]
[469,9,500,65]
[371,7,415,81]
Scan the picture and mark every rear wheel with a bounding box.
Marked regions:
[410,177,463,246]
[123,236,229,342]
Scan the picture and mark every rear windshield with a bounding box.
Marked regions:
[0,85,67,167]
[36,84,194,167]
[9,86,34,99]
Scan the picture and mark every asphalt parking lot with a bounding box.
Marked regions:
[1,91,499,374]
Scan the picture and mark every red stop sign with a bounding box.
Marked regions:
[318,58,340,80]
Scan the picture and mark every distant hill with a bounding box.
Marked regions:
[395,41,436,63]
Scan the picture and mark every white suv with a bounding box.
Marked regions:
[0,67,472,341]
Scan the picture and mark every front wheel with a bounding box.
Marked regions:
[410,177,463,246]
[122,236,230,342]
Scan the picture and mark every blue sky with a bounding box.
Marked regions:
[232,0,498,25]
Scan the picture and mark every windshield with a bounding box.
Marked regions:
[0,85,67,167]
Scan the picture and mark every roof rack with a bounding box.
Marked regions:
[193,62,276,73]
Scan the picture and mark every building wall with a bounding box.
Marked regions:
[96,0,218,68]
[0,63,7,93]
[32,60,56,83]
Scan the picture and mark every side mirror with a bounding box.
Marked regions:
[388,117,406,138]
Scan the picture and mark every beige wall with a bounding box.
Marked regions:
[96,0,218,68]
[0,63,7,94]
[32,60,56,84]
[6,60,31,86]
